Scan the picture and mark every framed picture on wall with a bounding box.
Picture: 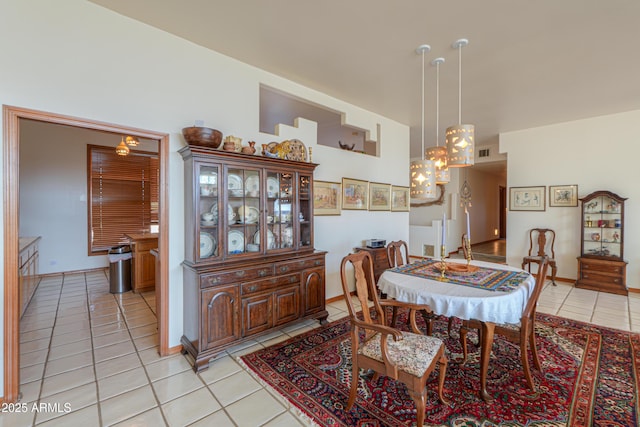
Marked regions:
[342,178,369,210]
[313,181,341,215]
[549,184,578,207]
[391,186,410,211]
[509,186,546,211]
[368,182,391,211]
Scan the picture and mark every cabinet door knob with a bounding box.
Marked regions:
[280,266,289,273]
[258,269,268,277]
[235,271,245,277]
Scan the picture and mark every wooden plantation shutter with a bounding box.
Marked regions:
[88,145,159,254]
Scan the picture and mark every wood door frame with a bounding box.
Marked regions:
[499,185,507,239]
[3,105,171,402]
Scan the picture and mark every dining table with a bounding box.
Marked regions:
[377,258,535,402]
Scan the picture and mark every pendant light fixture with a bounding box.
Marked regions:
[125,135,140,147]
[410,44,437,199]
[446,38,474,167]
[115,137,130,156]
[425,57,450,184]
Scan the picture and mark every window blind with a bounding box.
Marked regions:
[88,145,159,254]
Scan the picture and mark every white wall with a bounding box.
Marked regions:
[0,0,410,397]
[409,167,467,256]
[501,110,640,288]
[409,162,506,257]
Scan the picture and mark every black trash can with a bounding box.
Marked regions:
[108,245,132,293]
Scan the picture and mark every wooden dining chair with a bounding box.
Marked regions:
[386,240,414,327]
[522,228,557,286]
[459,257,550,390]
[385,240,439,335]
[386,240,409,269]
[340,252,448,425]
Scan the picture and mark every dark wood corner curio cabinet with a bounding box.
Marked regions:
[179,145,328,372]
[576,190,627,295]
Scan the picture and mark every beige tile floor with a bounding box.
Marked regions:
[4,269,639,426]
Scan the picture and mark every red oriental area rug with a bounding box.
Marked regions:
[240,311,640,426]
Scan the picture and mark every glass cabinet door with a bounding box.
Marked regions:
[583,194,623,258]
[227,167,261,256]
[299,174,312,248]
[198,165,219,261]
[266,171,294,251]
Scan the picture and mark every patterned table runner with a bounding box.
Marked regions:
[390,259,529,292]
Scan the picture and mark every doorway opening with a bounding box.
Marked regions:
[3,105,170,403]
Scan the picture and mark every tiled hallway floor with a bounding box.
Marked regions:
[5,269,640,426]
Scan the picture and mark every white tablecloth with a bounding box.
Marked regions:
[377,259,535,325]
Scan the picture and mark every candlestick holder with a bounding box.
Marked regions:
[439,244,447,279]
[464,236,473,266]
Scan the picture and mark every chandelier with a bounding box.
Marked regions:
[446,39,474,167]
[410,44,436,199]
[425,57,450,184]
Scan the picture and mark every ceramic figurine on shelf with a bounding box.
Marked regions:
[261,143,279,158]
[241,141,256,155]
[223,135,241,151]
[613,231,620,242]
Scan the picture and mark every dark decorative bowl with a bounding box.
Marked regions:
[182,127,223,148]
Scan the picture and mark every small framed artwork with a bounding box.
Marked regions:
[368,182,391,211]
[509,186,546,211]
[549,184,578,207]
[313,181,341,215]
[391,186,410,212]
[342,178,369,210]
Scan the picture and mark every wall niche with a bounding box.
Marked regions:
[259,85,379,156]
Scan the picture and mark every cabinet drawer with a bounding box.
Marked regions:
[201,264,274,287]
[275,257,324,274]
[242,274,299,295]
[370,250,389,263]
[581,262,623,275]
[581,271,623,285]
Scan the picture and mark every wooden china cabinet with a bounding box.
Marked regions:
[179,145,327,372]
[576,190,627,295]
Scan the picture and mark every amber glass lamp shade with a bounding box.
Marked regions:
[115,138,130,156]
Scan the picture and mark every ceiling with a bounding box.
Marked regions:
[89,0,640,168]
